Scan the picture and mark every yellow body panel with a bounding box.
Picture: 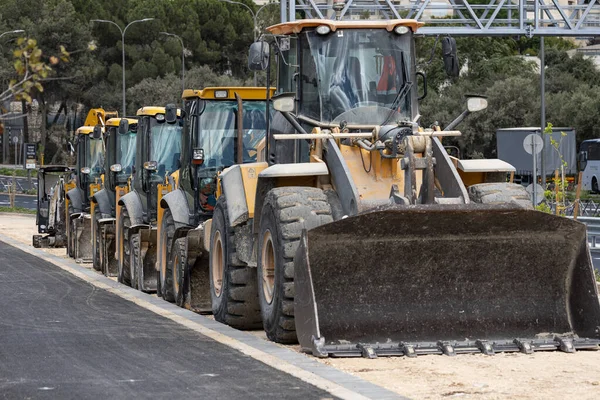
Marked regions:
[83,108,118,127]
[238,163,268,218]
[182,87,275,101]
[106,117,138,127]
[75,126,94,135]
[136,106,182,117]
[267,19,423,35]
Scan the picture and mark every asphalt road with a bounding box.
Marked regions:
[0,193,37,209]
[0,241,334,399]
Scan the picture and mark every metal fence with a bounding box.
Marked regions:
[549,200,600,217]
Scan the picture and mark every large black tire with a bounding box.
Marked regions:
[158,209,175,302]
[129,232,141,290]
[118,208,132,286]
[209,197,261,330]
[92,208,102,271]
[468,182,533,209]
[592,177,599,194]
[67,204,75,258]
[257,187,333,343]
[172,238,187,307]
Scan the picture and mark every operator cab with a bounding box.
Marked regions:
[74,126,105,210]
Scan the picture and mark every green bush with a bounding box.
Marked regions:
[0,206,36,214]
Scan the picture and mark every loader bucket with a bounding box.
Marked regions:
[294,204,600,358]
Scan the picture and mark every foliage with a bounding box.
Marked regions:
[0,168,36,177]
[0,206,36,214]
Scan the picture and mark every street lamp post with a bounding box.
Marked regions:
[91,18,155,116]
[218,0,279,85]
[160,32,185,95]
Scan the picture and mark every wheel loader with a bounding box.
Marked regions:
[90,117,137,276]
[33,165,73,248]
[116,105,183,292]
[203,19,599,357]
[156,87,273,317]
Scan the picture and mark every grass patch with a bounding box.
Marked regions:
[0,168,36,177]
[595,269,600,283]
[0,206,36,214]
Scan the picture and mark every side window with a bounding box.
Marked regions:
[299,34,320,120]
[277,36,297,94]
[589,143,600,161]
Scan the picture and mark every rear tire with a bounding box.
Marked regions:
[33,235,42,248]
[67,204,75,258]
[118,208,132,286]
[468,183,533,209]
[257,187,333,344]
[92,208,102,271]
[158,209,175,302]
[593,177,599,194]
[209,197,261,330]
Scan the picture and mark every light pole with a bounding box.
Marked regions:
[0,29,25,40]
[160,32,185,95]
[218,0,279,85]
[91,18,155,116]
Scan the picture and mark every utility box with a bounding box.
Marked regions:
[496,127,576,177]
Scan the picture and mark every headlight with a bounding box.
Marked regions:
[394,26,410,35]
[110,164,122,172]
[192,148,204,165]
[143,161,158,171]
[214,90,228,99]
[155,114,165,122]
[81,167,91,174]
[316,25,331,35]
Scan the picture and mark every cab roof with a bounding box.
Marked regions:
[136,106,182,117]
[267,19,423,35]
[106,117,138,127]
[75,126,95,135]
[182,87,275,101]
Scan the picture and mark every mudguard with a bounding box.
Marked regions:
[66,187,84,214]
[118,191,144,226]
[91,188,112,218]
[160,189,192,228]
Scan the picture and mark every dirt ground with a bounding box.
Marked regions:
[2,213,600,400]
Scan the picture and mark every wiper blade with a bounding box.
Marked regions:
[382,80,413,126]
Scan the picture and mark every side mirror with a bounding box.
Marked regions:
[466,95,488,112]
[248,41,269,71]
[441,37,459,78]
[165,104,178,124]
[416,72,427,101]
[118,119,129,134]
[272,93,295,112]
[578,151,588,171]
[93,125,102,139]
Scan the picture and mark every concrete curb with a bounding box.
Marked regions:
[0,233,407,400]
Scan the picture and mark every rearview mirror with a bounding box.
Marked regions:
[118,119,129,134]
[578,151,588,171]
[272,93,295,113]
[92,125,102,139]
[466,95,488,112]
[165,104,178,124]
[441,37,459,78]
[248,41,269,71]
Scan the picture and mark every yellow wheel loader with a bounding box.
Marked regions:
[156,87,273,321]
[90,117,137,276]
[116,105,183,292]
[207,19,600,357]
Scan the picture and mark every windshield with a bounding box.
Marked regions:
[117,131,136,177]
[150,119,183,177]
[88,138,104,180]
[300,29,412,125]
[195,100,268,169]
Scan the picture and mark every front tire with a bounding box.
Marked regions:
[257,187,333,343]
[92,208,102,271]
[209,197,261,330]
[130,232,141,290]
[118,208,132,286]
[158,209,175,302]
[592,177,598,194]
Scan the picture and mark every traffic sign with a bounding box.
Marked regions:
[523,134,543,155]
[526,184,545,205]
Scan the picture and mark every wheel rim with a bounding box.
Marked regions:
[261,230,275,305]
[211,231,224,297]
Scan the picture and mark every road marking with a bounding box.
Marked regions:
[0,234,403,400]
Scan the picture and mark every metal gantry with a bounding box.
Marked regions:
[281,0,600,37]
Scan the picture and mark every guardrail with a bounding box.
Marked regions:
[570,217,600,256]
